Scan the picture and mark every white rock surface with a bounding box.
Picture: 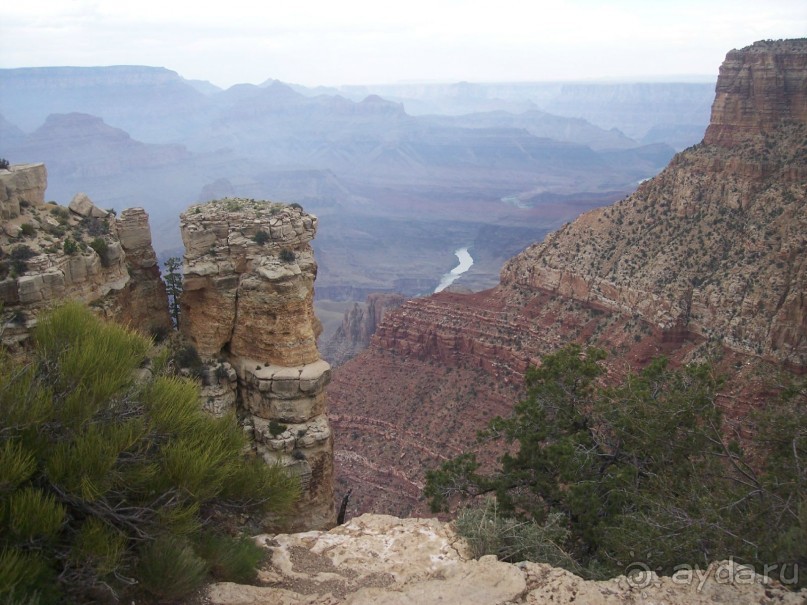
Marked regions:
[207,514,807,605]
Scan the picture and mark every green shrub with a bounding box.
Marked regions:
[62,238,78,255]
[149,325,170,343]
[88,238,109,266]
[0,303,299,603]
[18,224,35,238]
[279,248,296,263]
[136,536,208,600]
[289,202,303,210]
[81,217,109,237]
[195,533,264,583]
[215,364,229,381]
[253,230,270,245]
[49,206,70,224]
[0,158,9,170]
[9,246,34,262]
[9,246,35,275]
[0,547,58,604]
[455,499,581,572]
[269,420,288,437]
[427,345,807,585]
[174,343,203,375]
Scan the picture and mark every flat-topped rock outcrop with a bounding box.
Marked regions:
[705,39,807,147]
[180,198,335,531]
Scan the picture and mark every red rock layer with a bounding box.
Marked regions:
[705,39,807,147]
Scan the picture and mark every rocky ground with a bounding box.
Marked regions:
[205,514,806,605]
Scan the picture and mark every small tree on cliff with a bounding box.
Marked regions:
[164,256,183,328]
[0,302,299,603]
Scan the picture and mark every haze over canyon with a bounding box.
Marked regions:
[1,36,806,605]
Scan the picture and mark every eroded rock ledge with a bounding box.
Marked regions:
[180,198,335,531]
[0,163,170,342]
[207,513,806,605]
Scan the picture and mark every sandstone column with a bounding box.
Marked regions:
[179,199,335,530]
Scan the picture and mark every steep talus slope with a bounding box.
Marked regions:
[328,39,807,518]
[504,39,807,369]
[330,288,709,516]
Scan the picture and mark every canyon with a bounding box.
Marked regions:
[1,37,805,603]
[0,64,697,339]
[327,38,807,518]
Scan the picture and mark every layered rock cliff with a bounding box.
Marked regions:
[328,39,807,517]
[502,38,807,369]
[206,514,806,605]
[704,39,807,147]
[0,163,170,342]
[180,198,335,530]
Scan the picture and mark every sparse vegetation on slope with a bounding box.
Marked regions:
[427,345,806,587]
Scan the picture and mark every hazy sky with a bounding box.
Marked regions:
[1,0,805,88]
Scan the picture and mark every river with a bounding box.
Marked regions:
[434,247,473,293]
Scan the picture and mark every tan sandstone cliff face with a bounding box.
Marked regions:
[0,162,47,220]
[180,198,335,531]
[705,39,807,147]
[111,207,172,334]
[0,163,170,342]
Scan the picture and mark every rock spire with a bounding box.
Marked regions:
[179,198,335,530]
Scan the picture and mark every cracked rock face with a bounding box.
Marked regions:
[0,163,47,220]
[180,199,335,531]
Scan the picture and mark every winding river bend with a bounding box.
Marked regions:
[434,247,473,293]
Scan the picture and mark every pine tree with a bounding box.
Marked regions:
[0,302,299,603]
[426,345,806,586]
